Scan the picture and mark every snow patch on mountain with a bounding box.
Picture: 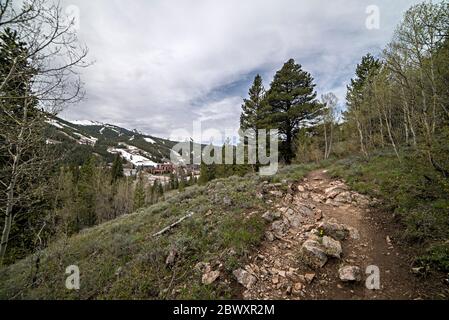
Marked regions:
[71,120,103,126]
[46,119,64,129]
[144,137,156,144]
[108,147,157,167]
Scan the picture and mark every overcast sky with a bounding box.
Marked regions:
[60,0,423,142]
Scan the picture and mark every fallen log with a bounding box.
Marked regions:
[152,212,195,237]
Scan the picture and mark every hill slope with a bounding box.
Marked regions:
[1,160,446,300]
[45,116,182,165]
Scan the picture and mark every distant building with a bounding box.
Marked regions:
[147,163,174,175]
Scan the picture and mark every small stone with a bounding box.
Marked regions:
[297,205,314,217]
[233,269,257,289]
[262,211,276,222]
[334,191,352,203]
[297,185,305,192]
[194,262,209,273]
[271,220,287,235]
[305,273,316,284]
[386,236,393,247]
[265,231,275,242]
[302,224,315,232]
[338,266,362,282]
[202,270,220,285]
[286,285,292,295]
[165,249,178,265]
[270,190,283,197]
[411,267,424,274]
[223,196,232,206]
[325,186,348,198]
[348,227,360,240]
[292,283,303,295]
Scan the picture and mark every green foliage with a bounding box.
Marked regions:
[416,243,449,273]
[133,174,146,211]
[111,154,124,183]
[77,156,97,229]
[328,152,449,271]
[240,74,266,131]
[263,59,321,164]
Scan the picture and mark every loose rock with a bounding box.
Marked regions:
[318,220,349,240]
[322,236,343,258]
[202,270,220,285]
[233,269,257,289]
[300,240,328,268]
[338,266,362,282]
[305,273,316,284]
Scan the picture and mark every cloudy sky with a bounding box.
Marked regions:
[61,0,423,142]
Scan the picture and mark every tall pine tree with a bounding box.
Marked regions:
[240,74,266,130]
[111,154,124,184]
[264,59,321,164]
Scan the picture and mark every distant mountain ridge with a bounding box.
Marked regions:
[45,116,181,166]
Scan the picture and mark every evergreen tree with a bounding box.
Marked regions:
[157,180,164,196]
[133,173,145,210]
[264,59,321,164]
[111,154,124,183]
[77,156,97,229]
[240,74,266,130]
[178,173,186,192]
[199,162,217,184]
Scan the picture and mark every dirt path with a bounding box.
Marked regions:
[237,169,442,300]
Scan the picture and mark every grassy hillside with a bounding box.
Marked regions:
[1,152,447,300]
[0,165,314,299]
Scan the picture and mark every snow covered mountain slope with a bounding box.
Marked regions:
[45,116,184,165]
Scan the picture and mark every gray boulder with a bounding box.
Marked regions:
[300,240,328,269]
[321,236,342,258]
[318,220,349,240]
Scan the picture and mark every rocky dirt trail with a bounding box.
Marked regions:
[232,169,441,300]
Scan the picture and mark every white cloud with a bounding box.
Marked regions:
[60,0,424,141]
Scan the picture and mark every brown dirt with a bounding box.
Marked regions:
[238,170,447,300]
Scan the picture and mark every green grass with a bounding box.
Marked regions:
[327,151,449,272]
[0,166,313,300]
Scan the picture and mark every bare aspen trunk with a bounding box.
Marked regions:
[383,106,401,161]
[0,186,16,264]
[379,115,385,148]
[327,122,334,159]
[403,104,409,145]
[356,118,368,159]
[323,123,328,160]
